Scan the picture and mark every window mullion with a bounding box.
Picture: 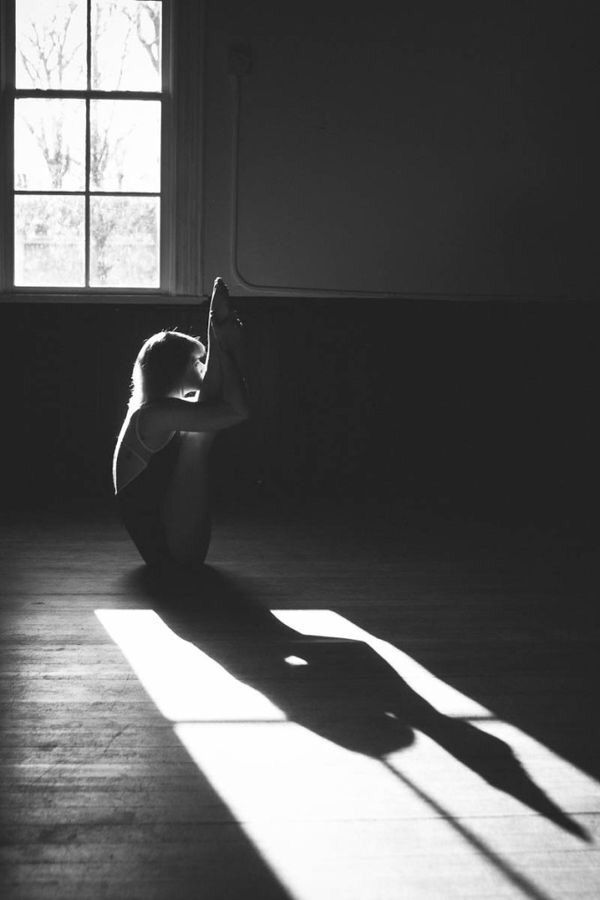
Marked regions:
[1,0,15,291]
[85,97,90,288]
[84,0,91,288]
[15,90,162,100]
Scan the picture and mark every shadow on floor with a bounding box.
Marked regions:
[121,563,589,846]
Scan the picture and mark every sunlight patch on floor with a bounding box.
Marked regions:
[273,609,491,718]
[96,608,598,900]
[96,609,284,722]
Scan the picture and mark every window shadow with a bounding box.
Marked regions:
[123,563,589,845]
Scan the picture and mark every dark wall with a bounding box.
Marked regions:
[203,0,600,299]
[3,299,598,527]
[2,4,599,528]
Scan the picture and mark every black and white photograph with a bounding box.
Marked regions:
[0,1,599,897]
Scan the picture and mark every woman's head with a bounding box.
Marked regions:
[129,330,205,409]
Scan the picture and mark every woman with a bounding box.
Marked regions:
[112,277,249,571]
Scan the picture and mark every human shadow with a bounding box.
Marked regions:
[122,563,589,843]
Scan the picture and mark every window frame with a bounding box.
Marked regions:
[0,0,203,304]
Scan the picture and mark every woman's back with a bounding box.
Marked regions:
[112,406,176,495]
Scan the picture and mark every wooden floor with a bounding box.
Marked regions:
[1,496,599,899]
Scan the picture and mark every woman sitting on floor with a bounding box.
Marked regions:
[112,277,249,571]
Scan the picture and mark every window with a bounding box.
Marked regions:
[10,0,164,291]
[1,0,205,301]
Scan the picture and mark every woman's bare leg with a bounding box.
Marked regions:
[162,278,247,569]
[195,278,227,402]
[162,431,215,568]
[201,277,249,400]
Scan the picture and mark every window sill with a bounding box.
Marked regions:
[0,290,208,305]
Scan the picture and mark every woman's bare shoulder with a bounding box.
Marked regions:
[135,399,183,446]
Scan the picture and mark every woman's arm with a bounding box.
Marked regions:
[139,394,247,434]
[139,325,249,435]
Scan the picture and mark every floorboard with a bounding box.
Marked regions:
[1,497,598,899]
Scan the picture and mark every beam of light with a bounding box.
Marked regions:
[96,609,599,900]
[96,609,284,722]
[381,758,557,900]
[271,609,492,718]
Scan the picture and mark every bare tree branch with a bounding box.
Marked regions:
[19,46,43,86]
[123,2,160,75]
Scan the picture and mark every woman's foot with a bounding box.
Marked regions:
[209,277,244,354]
[209,277,232,325]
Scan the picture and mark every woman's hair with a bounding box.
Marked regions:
[128,330,204,410]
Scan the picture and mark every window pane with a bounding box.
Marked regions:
[92,0,162,92]
[15,0,86,90]
[90,196,159,287]
[90,100,161,192]
[15,99,86,191]
[15,195,85,287]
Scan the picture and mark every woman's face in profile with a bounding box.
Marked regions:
[180,341,206,395]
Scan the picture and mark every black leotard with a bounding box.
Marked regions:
[116,432,182,567]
